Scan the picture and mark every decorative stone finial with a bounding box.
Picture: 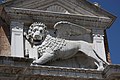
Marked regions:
[93,2,101,7]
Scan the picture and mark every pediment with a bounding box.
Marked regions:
[45,5,70,14]
[2,0,116,29]
[2,0,116,19]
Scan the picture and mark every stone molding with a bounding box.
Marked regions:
[0,56,120,80]
[103,65,120,80]
[2,0,116,29]
[6,7,112,29]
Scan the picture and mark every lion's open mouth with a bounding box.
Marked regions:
[33,34,43,41]
[33,40,42,45]
[33,40,41,42]
[33,37,44,45]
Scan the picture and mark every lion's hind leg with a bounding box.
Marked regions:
[79,42,104,70]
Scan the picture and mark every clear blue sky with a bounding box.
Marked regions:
[0,0,120,64]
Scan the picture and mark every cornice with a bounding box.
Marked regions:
[6,7,112,29]
[1,0,116,29]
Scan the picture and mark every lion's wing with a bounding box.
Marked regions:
[54,21,91,39]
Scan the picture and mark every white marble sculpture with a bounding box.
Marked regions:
[24,21,109,70]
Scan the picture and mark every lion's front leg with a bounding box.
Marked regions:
[32,48,54,65]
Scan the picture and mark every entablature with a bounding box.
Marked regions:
[6,7,112,29]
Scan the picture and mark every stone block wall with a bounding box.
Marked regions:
[0,56,120,80]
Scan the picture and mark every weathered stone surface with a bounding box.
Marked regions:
[2,0,116,21]
[0,57,120,80]
[0,0,116,63]
[5,7,112,29]
[24,22,107,70]
[0,0,118,80]
[103,65,120,80]
[0,56,33,67]
[10,21,24,57]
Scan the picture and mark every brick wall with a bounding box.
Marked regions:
[0,6,11,56]
[104,30,111,63]
[0,26,11,56]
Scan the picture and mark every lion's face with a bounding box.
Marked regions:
[28,22,47,44]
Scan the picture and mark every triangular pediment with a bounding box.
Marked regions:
[44,4,70,14]
[1,0,116,19]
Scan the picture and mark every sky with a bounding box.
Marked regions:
[0,0,120,64]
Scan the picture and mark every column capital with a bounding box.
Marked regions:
[10,21,24,29]
[92,34,104,37]
[92,29,104,36]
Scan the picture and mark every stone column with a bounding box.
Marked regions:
[11,21,24,57]
[92,29,107,62]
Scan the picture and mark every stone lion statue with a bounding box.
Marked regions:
[24,21,109,70]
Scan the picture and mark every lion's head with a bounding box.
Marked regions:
[27,22,48,45]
